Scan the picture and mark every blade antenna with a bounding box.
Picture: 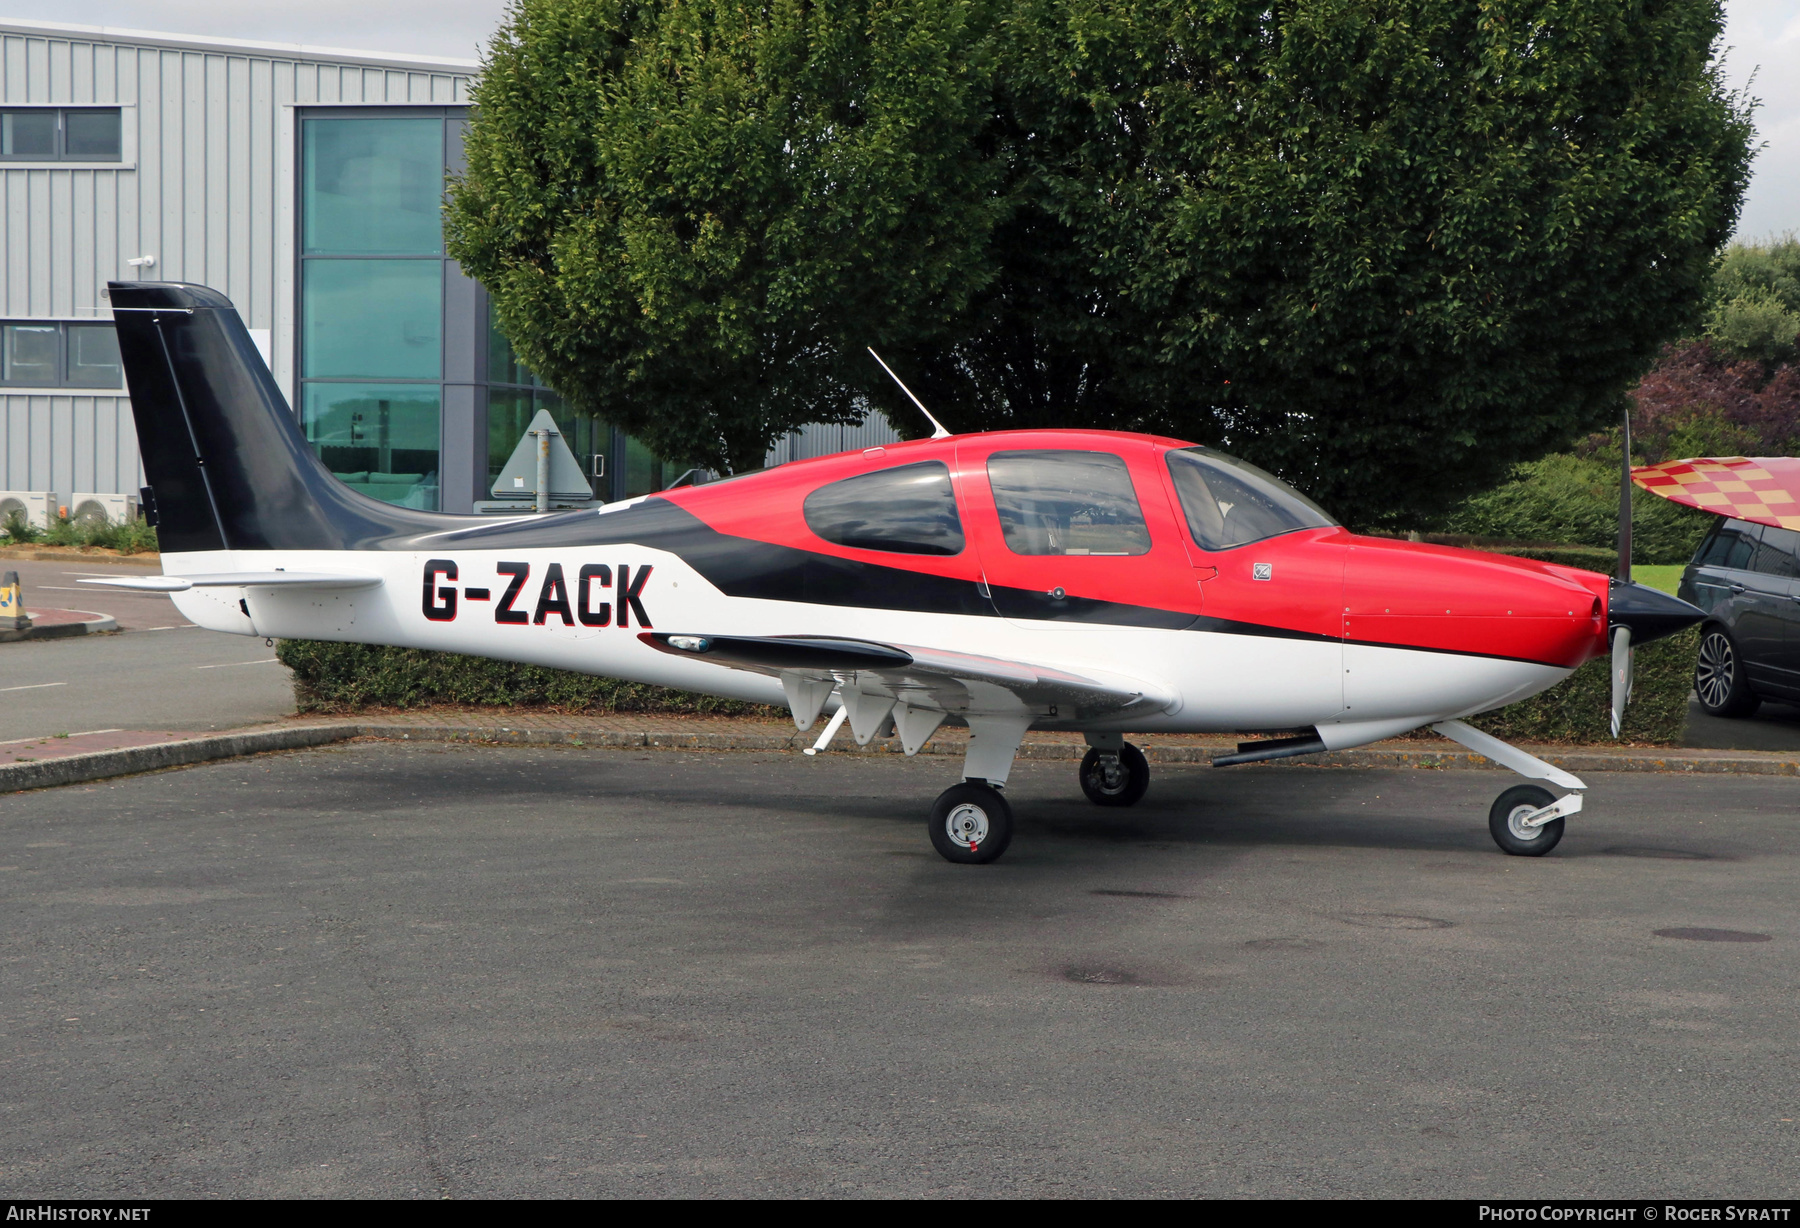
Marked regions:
[868,348,952,440]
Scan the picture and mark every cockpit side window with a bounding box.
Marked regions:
[1165,446,1336,552]
[803,460,965,556]
[986,450,1151,556]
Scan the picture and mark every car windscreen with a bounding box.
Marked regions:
[803,460,964,555]
[1165,447,1336,551]
[986,450,1151,556]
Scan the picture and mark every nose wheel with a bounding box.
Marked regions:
[1489,784,1565,856]
[929,782,1014,864]
[1079,743,1149,807]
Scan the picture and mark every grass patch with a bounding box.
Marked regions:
[1631,565,1685,595]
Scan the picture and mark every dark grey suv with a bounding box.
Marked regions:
[1679,517,1800,716]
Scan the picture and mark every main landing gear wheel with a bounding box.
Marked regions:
[929,782,1014,864]
[1489,784,1565,857]
[1079,743,1150,807]
[1695,625,1761,718]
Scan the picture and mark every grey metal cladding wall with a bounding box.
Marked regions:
[0,25,471,498]
[2,394,142,497]
[766,408,905,467]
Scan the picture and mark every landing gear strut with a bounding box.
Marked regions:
[928,714,1031,864]
[1432,720,1585,858]
[1079,741,1149,807]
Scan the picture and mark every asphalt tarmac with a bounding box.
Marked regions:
[3,744,1795,1198]
[0,626,296,741]
[0,558,296,740]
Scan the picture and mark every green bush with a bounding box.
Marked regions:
[1468,627,1697,745]
[2,512,159,553]
[1441,450,1713,565]
[276,640,774,716]
[0,510,40,544]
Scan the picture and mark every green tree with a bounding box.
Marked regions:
[446,0,1002,474]
[1705,235,1800,364]
[450,0,1752,526]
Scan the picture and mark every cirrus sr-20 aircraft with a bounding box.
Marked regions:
[87,282,1704,864]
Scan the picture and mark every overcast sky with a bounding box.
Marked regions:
[15,0,1800,241]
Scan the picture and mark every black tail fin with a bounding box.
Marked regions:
[110,281,465,553]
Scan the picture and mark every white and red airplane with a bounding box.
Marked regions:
[87,282,1703,863]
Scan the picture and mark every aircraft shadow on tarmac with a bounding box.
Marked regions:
[276,745,1729,864]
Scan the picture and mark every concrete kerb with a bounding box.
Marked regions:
[5,720,1797,794]
[0,611,119,643]
[1,723,359,792]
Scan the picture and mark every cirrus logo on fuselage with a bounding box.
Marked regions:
[421,559,652,628]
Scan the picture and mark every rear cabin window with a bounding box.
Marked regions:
[1698,519,1761,571]
[986,450,1151,556]
[1165,446,1336,551]
[1750,525,1800,578]
[803,461,964,555]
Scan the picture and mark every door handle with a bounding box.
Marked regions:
[1728,583,1747,594]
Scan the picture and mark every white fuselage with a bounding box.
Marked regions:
[167,538,1572,753]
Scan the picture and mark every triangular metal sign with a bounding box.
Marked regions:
[491,408,594,501]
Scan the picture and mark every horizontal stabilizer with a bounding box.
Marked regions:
[80,572,382,592]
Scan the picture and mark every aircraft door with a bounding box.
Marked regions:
[952,439,1201,633]
[1155,445,1348,722]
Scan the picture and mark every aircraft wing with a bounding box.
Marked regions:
[79,572,383,592]
[640,631,1172,733]
[1631,456,1800,531]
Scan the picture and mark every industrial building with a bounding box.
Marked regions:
[0,18,895,526]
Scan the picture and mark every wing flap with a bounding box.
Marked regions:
[642,632,1171,720]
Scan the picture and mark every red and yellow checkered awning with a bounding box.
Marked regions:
[1630,456,1800,531]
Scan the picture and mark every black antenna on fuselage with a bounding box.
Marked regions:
[868,348,952,440]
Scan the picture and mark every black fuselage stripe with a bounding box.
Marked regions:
[386,498,1566,664]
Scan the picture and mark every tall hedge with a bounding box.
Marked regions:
[1469,627,1697,744]
[275,640,768,716]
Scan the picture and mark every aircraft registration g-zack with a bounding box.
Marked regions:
[89,282,1704,864]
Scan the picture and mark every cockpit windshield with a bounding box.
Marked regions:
[1165,447,1336,552]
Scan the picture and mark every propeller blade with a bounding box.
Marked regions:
[1610,625,1633,739]
[1617,407,1633,583]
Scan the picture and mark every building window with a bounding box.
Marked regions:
[0,321,122,388]
[298,112,450,511]
[0,109,121,161]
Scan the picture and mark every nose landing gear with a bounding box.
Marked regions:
[1488,783,1566,856]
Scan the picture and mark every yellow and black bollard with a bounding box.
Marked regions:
[1,569,30,633]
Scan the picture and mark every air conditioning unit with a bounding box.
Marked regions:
[69,492,140,526]
[0,491,58,530]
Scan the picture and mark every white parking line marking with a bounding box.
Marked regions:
[194,658,279,669]
[0,682,67,692]
[0,729,119,746]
